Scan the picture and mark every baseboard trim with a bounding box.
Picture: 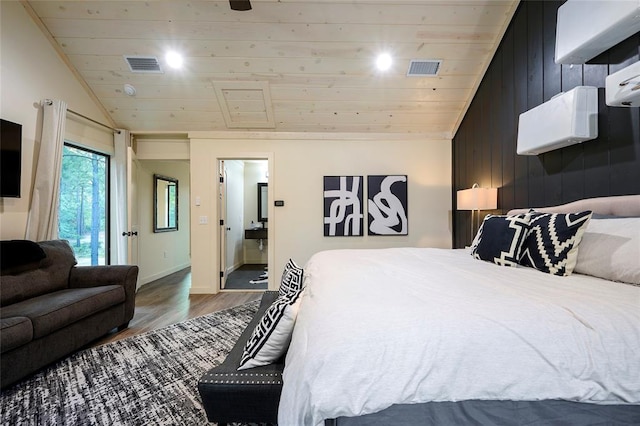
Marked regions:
[189,285,218,295]
[137,262,191,288]
[225,262,242,276]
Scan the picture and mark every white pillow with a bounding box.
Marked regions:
[574,217,640,285]
[238,289,304,370]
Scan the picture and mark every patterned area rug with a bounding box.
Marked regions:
[0,301,259,425]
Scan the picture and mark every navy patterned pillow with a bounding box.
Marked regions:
[238,288,304,370]
[471,214,532,267]
[519,210,592,276]
[279,258,304,297]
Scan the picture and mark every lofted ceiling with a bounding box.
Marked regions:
[25,0,519,137]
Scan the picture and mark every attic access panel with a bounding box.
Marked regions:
[213,81,275,129]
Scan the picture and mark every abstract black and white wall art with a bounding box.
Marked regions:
[367,175,408,235]
[323,176,364,237]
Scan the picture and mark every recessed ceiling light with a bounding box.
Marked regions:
[165,51,183,69]
[376,53,393,71]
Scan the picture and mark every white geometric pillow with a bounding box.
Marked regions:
[574,217,640,285]
[238,289,304,370]
[519,210,592,276]
[279,258,304,297]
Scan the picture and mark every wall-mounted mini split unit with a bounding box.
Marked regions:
[517,86,598,156]
[555,0,640,64]
[606,61,640,107]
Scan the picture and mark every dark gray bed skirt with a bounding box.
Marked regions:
[325,400,640,426]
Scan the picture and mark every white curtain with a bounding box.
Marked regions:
[110,129,129,264]
[25,99,67,241]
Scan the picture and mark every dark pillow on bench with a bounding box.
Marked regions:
[1,240,47,275]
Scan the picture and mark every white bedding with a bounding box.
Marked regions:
[279,248,640,426]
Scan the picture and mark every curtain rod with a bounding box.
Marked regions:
[44,99,121,134]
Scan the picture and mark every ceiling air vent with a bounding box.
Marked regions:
[124,55,163,73]
[407,59,442,77]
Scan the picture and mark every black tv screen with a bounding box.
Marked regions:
[1,119,22,198]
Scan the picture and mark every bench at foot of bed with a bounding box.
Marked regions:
[198,291,284,425]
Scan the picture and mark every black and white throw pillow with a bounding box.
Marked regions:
[471,213,532,267]
[238,288,304,370]
[519,210,592,276]
[279,258,304,297]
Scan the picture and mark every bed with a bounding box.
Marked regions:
[278,195,640,425]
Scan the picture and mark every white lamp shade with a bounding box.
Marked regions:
[457,186,497,210]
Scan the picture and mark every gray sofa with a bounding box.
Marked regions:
[0,239,138,389]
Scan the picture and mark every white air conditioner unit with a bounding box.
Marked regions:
[517,86,598,156]
[555,0,640,64]
[606,61,640,107]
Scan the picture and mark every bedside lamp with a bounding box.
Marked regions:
[456,183,498,240]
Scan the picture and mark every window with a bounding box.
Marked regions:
[59,143,109,265]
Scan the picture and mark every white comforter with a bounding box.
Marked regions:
[279,248,640,426]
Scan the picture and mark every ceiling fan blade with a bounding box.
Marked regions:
[230,0,252,11]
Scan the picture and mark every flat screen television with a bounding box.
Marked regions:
[1,119,22,198]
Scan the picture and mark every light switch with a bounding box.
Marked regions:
[199,215,208,224]
[195,196,201,206]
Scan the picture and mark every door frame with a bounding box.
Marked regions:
[216,154,274,292]
[126,146,140,276]
[218,160,227,289]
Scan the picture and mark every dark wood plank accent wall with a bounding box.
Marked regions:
[452,0,640,248]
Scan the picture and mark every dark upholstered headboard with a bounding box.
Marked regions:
[508,195,640,217]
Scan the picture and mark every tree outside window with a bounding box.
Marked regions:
[59,144,109,265]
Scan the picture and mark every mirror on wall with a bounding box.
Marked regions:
[258,182,268,223]
[154,174,178,232]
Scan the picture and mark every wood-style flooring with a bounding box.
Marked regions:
[92,268,261,347]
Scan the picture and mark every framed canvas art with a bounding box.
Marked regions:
[367,175,408,235]
[323,176,363,237]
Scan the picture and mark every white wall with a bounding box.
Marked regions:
[224,160,245,273]
[189,133,452,294]
[136,160,191,286]
[243,160,268,264]
[0,1,113,240]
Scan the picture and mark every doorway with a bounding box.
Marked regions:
[219,159,269,291]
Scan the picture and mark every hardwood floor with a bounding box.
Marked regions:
[92,267,262,347]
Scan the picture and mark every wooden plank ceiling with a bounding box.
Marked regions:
[26,0,518,137]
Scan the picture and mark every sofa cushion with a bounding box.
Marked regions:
[0,317,33,353]
[0,285,125,339]
[0,240,77,306]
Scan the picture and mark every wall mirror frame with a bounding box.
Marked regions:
[257,182,268,223]
[154,174,178,233]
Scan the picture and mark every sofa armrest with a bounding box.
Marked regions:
[69,265,139,323]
